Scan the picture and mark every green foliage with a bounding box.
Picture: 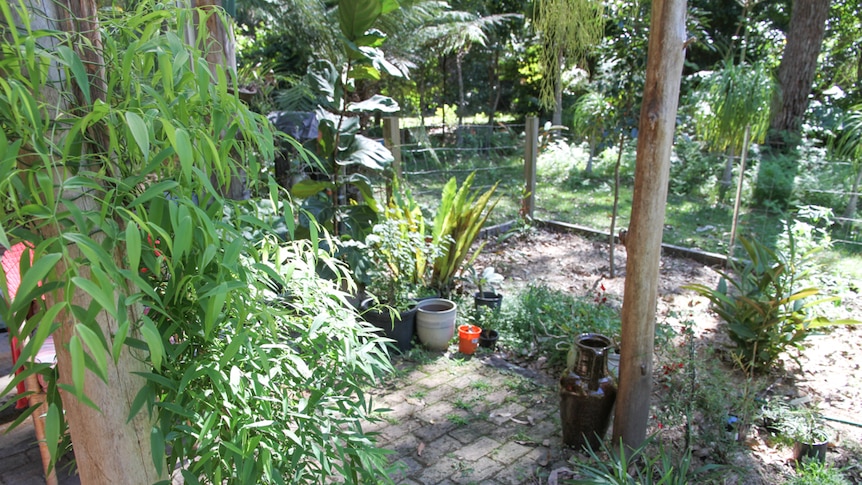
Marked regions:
[668,135,724,197]
[685,236,858,373]
[429,172,500,296]
[752,152,798,211]
[692,60,775,153]
[567,434,721,484]
[760,400,829,445]
[0,2,395,482]
[503,285,619,368]
[287,0,402,239]
[532,0,604,110]
[788,459,852,485]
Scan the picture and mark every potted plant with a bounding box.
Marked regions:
[428,172,500,298]
[471,305,500,349]
[782,405,830,464]
[466,266,505,310]
[359,205,442,353]
[415,297,458,351]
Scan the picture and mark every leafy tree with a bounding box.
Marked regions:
[532,0,604,126]
[0,1,393,483]
[693,60,775,201]
[831,105,862,221]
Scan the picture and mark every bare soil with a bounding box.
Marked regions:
[473,227,862,484]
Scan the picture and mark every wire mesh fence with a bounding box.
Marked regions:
[384,118,862,259]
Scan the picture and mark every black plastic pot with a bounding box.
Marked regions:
[474,291,503,311]
[360,299,417,354]
[793,439,828,464]
[478,329,499,349]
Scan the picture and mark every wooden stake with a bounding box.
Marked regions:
[612,0,688,451]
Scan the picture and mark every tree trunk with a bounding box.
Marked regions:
[193,0,247,200]
[52,0,163,482]
[612,0,687,451]
[766,0,829,151]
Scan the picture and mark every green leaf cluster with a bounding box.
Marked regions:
[685,236,859,373]
[288,0,402,239]
[0,1,395,482]
[429,172,500,296]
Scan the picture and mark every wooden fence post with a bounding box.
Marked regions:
[612,0,687,451]
[523,116,538,220]
[383,117,402,179]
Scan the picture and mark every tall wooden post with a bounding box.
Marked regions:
[523,116,538,220]
[612,0,687,450]
[383,117,402,180]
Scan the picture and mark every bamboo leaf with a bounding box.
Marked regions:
[141,315,164,371]
[12,252,60,314]
[69,335,85,398]
[76,323,108,382]
[72,276,117,319]
[151,426,166,477]
[125,111,150,161]
[174,127,193,182]
[126,222,142,274]
[45,403,61,469]
[56,45,90,105]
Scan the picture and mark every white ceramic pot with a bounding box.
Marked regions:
[415,298,457,351]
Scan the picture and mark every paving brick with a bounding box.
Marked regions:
[416,370,459,390]
[413,420,458,443]
[415,455,462,484]
[415,400,457,425]
[379,418,424,443]
[422,383,458,406]
[448,419,499,444]
[450,456,501,484]
[389,455,424,481]
[454,436,501,462]
[414,434,461,466]
[489,441,532,464]
[487,402,528,425]
[386,432,422,460]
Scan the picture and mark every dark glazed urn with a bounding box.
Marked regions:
[559,333,617,450]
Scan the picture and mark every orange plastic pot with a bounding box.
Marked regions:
[458,324,482,355]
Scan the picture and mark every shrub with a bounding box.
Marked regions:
[685,236,857,373]
[503,284,620,368]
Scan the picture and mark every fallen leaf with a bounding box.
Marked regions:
[417,442,425,456]
[514,440,538,447]
[548,466,573,485]
[511,418,529,425]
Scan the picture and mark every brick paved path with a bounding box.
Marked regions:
[364,351,577,485]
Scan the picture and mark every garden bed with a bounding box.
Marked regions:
[471,227,862,484]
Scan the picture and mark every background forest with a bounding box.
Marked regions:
[236,0,862,260]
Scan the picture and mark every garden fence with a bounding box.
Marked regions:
[381,116,862,258]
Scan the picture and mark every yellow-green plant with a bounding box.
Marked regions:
[429,172,499,297]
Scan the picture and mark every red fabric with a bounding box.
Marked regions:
[2,243,33,409]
